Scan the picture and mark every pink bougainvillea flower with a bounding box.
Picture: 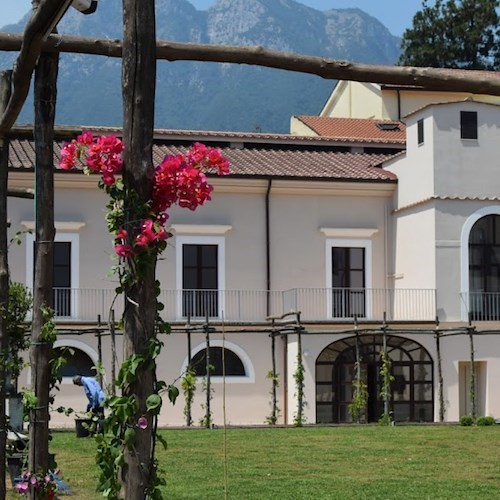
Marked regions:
[137,416,148,429]
[30,475,38,486]
[135,219,168,248]
[116,228,128,239]
[59,142,77,170]
[77,131,94,144]
[15,481,29,494]
[114,244,135,258]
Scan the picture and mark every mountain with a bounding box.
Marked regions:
[0,0,401,133]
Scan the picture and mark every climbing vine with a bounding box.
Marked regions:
[349,362,367,424]
[293,350,306,427]
[265,369,280,425]
[378,350,394,426]
[59,132,229,498]
[181,367,197,427]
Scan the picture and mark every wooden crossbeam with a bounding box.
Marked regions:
[1,31,500,96]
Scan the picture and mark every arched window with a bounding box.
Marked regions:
[316,335,433,424]
[191,347,246,377]
[53,346,96,378]
[468,214,500,320]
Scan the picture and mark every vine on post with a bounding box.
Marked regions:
[265,369,280,425]
[59,132,229,498]
[378,350,394,426]
[293,333,306,427]
[349,362,367,424]
[181,367,196,427]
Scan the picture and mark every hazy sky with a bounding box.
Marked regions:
[2,0,425,36]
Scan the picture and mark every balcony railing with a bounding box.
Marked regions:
[460,291,500,321]
[50,287,436,323]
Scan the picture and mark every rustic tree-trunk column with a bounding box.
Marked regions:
[121,0,157,497]
[0,69,12,500]
[29,46,58,497]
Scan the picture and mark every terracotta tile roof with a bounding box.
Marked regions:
[10,124,386,146]
[8,133,398,183]
[294,116,406,144]
[155,144,397,181]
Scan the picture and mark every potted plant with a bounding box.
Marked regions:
[75,412,101,437]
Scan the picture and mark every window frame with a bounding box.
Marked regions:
[175,235,226,319]
[417,118,424,145]
[25,231,80,319]
[181,340,255,384]
[460,110,478,140]
[325,238,372,319]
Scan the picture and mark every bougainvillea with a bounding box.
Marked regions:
[58,132,230,498]
[59,133,229,258]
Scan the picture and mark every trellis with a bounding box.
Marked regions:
[1,0,500,497]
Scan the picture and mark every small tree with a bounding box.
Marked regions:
[4,282,32,390]
[399,0,500,69]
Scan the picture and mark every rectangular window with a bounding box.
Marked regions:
[331,247,366,318]
[26,230,80,319]
[33,241,72,317]
[182,244,218,318]
[417,118,424,145]
[460,111,478,140]
[53,241,72,317]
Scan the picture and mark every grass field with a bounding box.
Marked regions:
[7,425,500,499]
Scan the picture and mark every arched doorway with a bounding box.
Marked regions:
[468,214,500,320]
[316,335,433,423]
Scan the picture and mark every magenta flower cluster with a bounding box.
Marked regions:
[15,470,59,497]
[59,133,230,258]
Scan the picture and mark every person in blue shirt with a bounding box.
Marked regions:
[72,375,106,417]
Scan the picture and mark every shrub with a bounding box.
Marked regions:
[460,415,474,426]
[476,416,496,426]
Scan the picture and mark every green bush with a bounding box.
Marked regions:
[460,415,474,426]
[476,416,496,426]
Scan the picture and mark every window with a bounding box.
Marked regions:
[331,246,366,318]
[53,346,96,378]
[191,347,246,376]
[468,214,500,320]
[417,118,424,145]
[181,340,255,383]
[25,231,80,318]
[460,111,478,140]
[325,237,372,319]
[316,335,433,424]
[182,244,218,317]
[53,242,72,316]
[176,234,226,319]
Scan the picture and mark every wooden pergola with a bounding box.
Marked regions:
[1,0,499,497]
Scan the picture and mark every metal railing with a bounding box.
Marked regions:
[50,287,437,323]
[461,291,500,321]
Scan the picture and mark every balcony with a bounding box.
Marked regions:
[461,291,500,321]
[51,287,437,323]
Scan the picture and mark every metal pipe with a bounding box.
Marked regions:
[265,178,272,316]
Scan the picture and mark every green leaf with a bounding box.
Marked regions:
[146,394,162,413]
[168,385,179,405]
[124,427,136,449]
[156,433,168,450]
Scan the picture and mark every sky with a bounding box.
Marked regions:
[2,0,426,36]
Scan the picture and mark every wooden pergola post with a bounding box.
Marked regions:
[0,68,12,500]
[121,0,157,495]
[435,317,445,422]
[28,38,59,497]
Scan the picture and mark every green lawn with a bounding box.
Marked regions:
[8,425,500,499]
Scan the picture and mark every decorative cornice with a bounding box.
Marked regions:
[319,227,379,238]
[171,224,232,235]
[21,220,86,231]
